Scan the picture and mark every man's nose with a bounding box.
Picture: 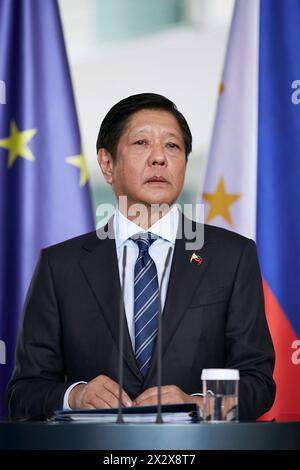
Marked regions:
[148,143,167,166]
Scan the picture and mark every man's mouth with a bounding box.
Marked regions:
[147,176,168,183]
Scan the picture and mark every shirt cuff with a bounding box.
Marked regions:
[63,381,87,410]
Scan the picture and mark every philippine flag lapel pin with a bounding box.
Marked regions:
[190,253,203,265]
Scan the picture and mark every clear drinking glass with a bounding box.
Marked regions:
[201,369,240,422]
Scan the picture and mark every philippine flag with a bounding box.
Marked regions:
[202,0,300,421]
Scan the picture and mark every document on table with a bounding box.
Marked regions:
[53,403,201,423]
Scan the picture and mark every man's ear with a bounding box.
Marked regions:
[97,148,114,184]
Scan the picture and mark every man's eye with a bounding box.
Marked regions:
[134,140,146,145]
[167,142,179,149]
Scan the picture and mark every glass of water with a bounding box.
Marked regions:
[201,369,240,422]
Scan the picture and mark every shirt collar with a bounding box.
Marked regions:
[114,205,179,250]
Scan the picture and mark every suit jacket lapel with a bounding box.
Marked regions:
[79,225,142,383]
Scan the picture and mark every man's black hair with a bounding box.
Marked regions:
[96,93,192,160]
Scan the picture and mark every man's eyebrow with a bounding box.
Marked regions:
[165,132,182,139]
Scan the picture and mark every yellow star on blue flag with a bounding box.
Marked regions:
[0,120,37,168]
[66,151,89,187]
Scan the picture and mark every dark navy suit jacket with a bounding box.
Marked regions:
[7,216,275,420]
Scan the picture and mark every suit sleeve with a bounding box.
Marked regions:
[225,238,276,420]
[6,249,73,420]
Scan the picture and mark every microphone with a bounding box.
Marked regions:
[117,245,127,424]
[156,246,173,424]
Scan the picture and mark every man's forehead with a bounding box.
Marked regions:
[126,110,182,134]
[130,127,181,137]
[128,108,178,123]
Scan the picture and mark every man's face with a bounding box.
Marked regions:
[99,109,187,209]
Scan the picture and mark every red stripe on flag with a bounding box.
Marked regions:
[259,279,300,421]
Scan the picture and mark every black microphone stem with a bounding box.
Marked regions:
[117,245,127,424]
[156,246,172,424]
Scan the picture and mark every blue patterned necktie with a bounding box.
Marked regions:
[131,233,159,378]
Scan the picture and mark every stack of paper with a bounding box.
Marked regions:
[53,403,201,424]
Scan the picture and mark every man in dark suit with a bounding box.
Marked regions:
[7,93,275,420]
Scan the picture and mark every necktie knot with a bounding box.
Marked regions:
[131,232,157,254]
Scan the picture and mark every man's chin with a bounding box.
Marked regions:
[117,190,178,214]
[141,188,177,207]
[143,198,175,208]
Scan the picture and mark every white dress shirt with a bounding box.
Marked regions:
[114,205,178,349]
[63,206,179,409]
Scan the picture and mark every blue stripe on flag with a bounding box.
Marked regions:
[257,0,300,337]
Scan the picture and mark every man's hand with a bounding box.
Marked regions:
[133,385,203,408]
[68,375,132,409]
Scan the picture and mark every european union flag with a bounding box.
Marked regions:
[0,0,94,416]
